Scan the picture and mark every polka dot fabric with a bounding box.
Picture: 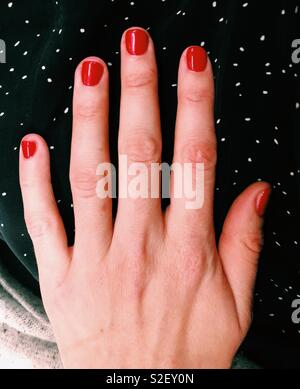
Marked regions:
[0,0,299,368]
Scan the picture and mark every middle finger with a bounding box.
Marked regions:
[116,28,163,234]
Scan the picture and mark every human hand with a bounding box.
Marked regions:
[19,28,271,368]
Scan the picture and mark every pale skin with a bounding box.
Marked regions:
[19,28,270,368]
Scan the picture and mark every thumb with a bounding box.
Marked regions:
[218,182,271,330]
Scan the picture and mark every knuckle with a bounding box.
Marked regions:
[181,255,203,279]
[70,167,98,199]
[121,257,147,299]
[240,232,263,256]
[20,177,35,191]
[177,244,212,281]
[120,135,161,163]
[25,215,58,240]
[123,68,156,90]
[180,86,214,104]
[180,141,217,170]
[73,101,100,121]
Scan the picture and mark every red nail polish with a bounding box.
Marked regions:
[82,61,104,86]
[256,187,272,217]
[186,46,207,72]
[125,28,149,55]
[21,141,37,159]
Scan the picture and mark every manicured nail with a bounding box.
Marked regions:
[22,141,37,159]
[186,46,207,72]
[256,187,272,217]
[125,28,149,55]
[82,61,104,86]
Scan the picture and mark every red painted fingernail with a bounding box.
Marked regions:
[256,186,272,217]
[82,61,104,86]
[125,28,149,55]
[21,141,37,159]
[186,46,207,72]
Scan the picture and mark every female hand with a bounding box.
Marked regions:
[19,28,271,368]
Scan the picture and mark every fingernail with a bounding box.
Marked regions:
[82,61,104,86]
[186,46,207,72]
[125,28,149,55]
[22,140,37,159]
[256,187,272,217]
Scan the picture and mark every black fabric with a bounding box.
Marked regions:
[0,0,299,368]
